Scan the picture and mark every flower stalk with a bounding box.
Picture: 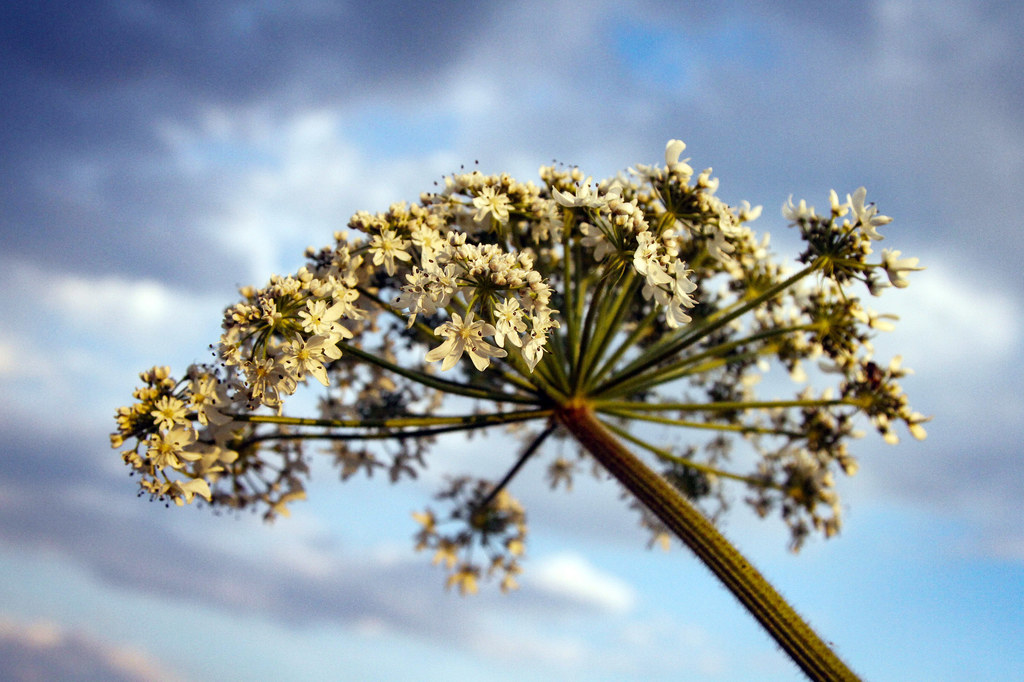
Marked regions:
[557,399,859,682]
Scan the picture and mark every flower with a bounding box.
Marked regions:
[115,137,927,611]
[665,138,693,178]
[368,229,412,276]
[145,427,197,469]
[782,196,815,222]
[189,374,233,427]
[552,176,609,209]
[472,186,512,224]
[298,299,353,338]
[281,334,342,386]
[492,297,526,348]
[169,478,212,505]
[151,395,188,432]
[881,249,924,288]
[425,312,508,371]
[446,563,479,595]
[848,187,892,240]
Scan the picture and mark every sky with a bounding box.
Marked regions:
[1,1,1022,680]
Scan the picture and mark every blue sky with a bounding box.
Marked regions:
[1,1,1022,680]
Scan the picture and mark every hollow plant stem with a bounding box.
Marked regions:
[555,399,860,682]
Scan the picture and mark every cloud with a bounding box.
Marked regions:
[875,255,1022,371]
[0,421,647,664]
[529,552,636,613]
[0,617,186,682]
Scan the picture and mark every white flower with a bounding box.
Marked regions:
[411,224,447,262]
[519,308,559,372]
[828,190,849,218]
[472,186,512,224]
[737,200,762,222]
[244,357,296,409]
[169,478,212,505]
[369,229,412,276]
[189,374,233,427]
[848,187,892,240]
[782,196,815,222]
[425,312,508,371]
[671,260,698,307]
[298,299,355,339]
[146,427,198,470]
[881,249,923,288]
[281,334,341,386]
[394,263,458,326]
[579,222,615,262]
[521,332,546,373]
[552,177,606,209]
[665,139,693,178]
[492,298,526,348]
[696,168,719,194]
[151,395,189,432]
[633,231,672,287]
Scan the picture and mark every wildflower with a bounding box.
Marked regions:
[115,139,927,680]
[665,138,693,178]
[881,249,924,288]
[472,186,512,224]
[425,312,507,371]
[151,395,188,432]
[492,297,526,348]
[782,195,815,222]
[145,427,197,470]
[281,334,341,386]
[552,176,607,209]
[848,187,892,240]
[447,564,479,595]
[369,229,412,276]
[189,374,234,427]
[298,299,352,338]
[169,478,212,505]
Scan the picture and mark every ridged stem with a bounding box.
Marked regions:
[555,399,860,682]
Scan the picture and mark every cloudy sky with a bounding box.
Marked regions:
[1,1,1022,680]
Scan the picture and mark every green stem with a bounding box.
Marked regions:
[598,418,772,487]
[234,409,553,448]
[598,407,802,439]
[642,322,816,384]
[595,261,821,397]
[586,304,661,390]
[595,398,850,413]
[556,400,860,682]
[337,341,538,404]
[231,408,552,430]
[577,268,638,390]
[572,272,606,392]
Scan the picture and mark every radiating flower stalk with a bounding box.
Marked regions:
[112,139,927,681]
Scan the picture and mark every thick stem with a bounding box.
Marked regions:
[556,400,859,682]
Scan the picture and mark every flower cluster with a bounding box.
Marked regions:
[113,138,927,590]
[413,477,527,594]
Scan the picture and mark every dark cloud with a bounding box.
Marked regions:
[0,0,495,290]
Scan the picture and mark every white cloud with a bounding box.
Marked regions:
[529,551,636,613]
[875,255,1021,371]
[0,258,224,354]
